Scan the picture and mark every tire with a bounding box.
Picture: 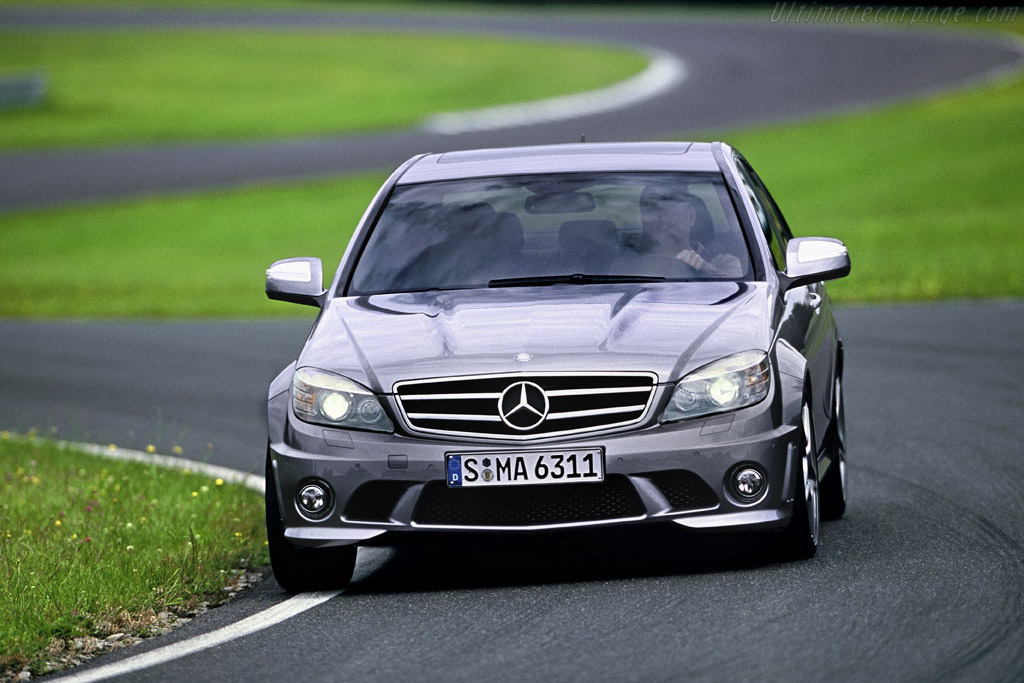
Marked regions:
[265,452,356,593]
[820,373,848,521]
[779,401,820,560]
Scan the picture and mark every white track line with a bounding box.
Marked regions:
[422,49,687,134]
[68,440,265,493]
[49,591,340,683]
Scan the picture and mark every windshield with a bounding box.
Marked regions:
[346,172,753,296]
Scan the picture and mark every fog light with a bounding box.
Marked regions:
[731,467,766,503]
[297,481,332,518]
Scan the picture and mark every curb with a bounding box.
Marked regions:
[3,433,265,494]
[422,49,686,134]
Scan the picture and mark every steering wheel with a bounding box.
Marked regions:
[617,254,701,280]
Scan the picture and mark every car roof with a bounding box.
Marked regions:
[397,142,723,184]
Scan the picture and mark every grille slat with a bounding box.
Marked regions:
[403,392,503,401]
[546,387,651,397]
[394,372,656,440]
[406,412,503,422]
[546,405,648,421]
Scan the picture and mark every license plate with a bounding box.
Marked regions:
[446,449,604,488]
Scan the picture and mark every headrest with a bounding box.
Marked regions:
[559,219,619,251]
[494,211,525,250]
[441,201,496,231]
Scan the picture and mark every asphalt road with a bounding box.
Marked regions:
[1,6,1022,683]
[5,302,1022,683]
[0,6,1021,211]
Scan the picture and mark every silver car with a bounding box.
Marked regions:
[264,142,850,592]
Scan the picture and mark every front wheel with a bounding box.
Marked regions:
[778,401,820,560]
[265,452,356,593]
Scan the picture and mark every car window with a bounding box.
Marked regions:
[734,159,787,271]
[347,173,755,296]
[744,160,795,245]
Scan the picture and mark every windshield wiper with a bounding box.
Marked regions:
[488,273,666,288]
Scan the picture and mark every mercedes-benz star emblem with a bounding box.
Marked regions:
[498,381,550,431]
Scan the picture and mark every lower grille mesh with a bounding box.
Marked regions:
[343,481,412,522]
[643,470,720,510]
[413,475,645,527]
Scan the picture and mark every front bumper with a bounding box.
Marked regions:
[268,386,802,547]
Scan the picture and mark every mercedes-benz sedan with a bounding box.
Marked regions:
[264,142,850,592]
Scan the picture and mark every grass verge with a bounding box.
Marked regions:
[0,30,646,150]
[0,434,268,679]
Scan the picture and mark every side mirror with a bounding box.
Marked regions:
[780,237,850,292]
[266,257,326,308]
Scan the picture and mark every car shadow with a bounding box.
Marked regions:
[343,524,791,595]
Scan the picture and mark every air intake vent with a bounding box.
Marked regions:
[343,481,412,523]
[394,372,656,440]
[413,475,645,527]
[642,470,720,511]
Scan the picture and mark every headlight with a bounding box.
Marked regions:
[661,350,770,423]
[292,367,394,433]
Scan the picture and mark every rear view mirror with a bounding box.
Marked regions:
[266,257,325,307]
[780,237,851,291]
[525,192,596,214]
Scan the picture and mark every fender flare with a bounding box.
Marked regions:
[774,339,810,503]
[774,338,808,428]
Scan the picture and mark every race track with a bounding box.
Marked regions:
[0,6,1021,683]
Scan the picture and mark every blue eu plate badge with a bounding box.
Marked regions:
[447,455,463,487]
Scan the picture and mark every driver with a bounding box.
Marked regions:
[639,187,743,278]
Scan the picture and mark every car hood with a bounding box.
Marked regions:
[298,283,774,392]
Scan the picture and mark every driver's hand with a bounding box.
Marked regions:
[675,249,705,270]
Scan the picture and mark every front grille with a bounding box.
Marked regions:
[642,470,720,511]
[413,475,645,527]
[394,372,656,440]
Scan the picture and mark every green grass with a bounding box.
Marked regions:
[721,25,1024,302]
[0,434,268,678]
[0,173,385,317]
[0,31,647,149]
